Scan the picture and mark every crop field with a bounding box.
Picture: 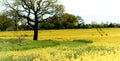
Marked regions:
[0,28,120,61]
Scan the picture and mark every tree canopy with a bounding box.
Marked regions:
[0,15,14,31]
[4,0,64,40]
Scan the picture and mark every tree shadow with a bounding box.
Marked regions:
[0,39,93,51]
[59,40,93,47]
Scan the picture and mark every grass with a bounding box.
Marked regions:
[0,39,94,61]
[0,39,59,51]
[0,28,120,61]
[0,39,93,51]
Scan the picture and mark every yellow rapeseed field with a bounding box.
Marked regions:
[1,28,120,61]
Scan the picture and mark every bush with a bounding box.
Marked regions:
[39,22,55,29]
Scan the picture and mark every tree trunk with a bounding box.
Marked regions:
[33,12,39,40]
[14,23,18,31]
[33,22,38,40]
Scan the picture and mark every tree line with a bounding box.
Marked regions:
[0,13,119,31]
[0,13,83,30]
[1,0,120,40]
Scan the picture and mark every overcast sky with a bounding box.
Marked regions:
[0,0,120,24]
[61,0,120,24]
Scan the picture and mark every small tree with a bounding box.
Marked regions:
[42,13,82,29]
[61,13,78,29]
[4,0,64,40]
[0,15,14,31]
[4,10,23,31]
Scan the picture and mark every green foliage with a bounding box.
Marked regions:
[54,21,65,29]
[0,39,93,51]
[39,22,55,29]
[0,39,59,51]
[108,23,116,27]
[73,40,93,43]
[59,40,93,47]
[0,15,14,31]
[0,39,116,61]
[5,0,65,40]
[39,13,81,29]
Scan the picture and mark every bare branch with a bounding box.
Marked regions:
[4,0,64,28]
[27,18,34,27]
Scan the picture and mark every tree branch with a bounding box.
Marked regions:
[27,18,34,28]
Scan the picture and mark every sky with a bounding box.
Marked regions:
[0,0,120,24]
[60,0,120,24]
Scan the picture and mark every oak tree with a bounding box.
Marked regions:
[5,0,64,40]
